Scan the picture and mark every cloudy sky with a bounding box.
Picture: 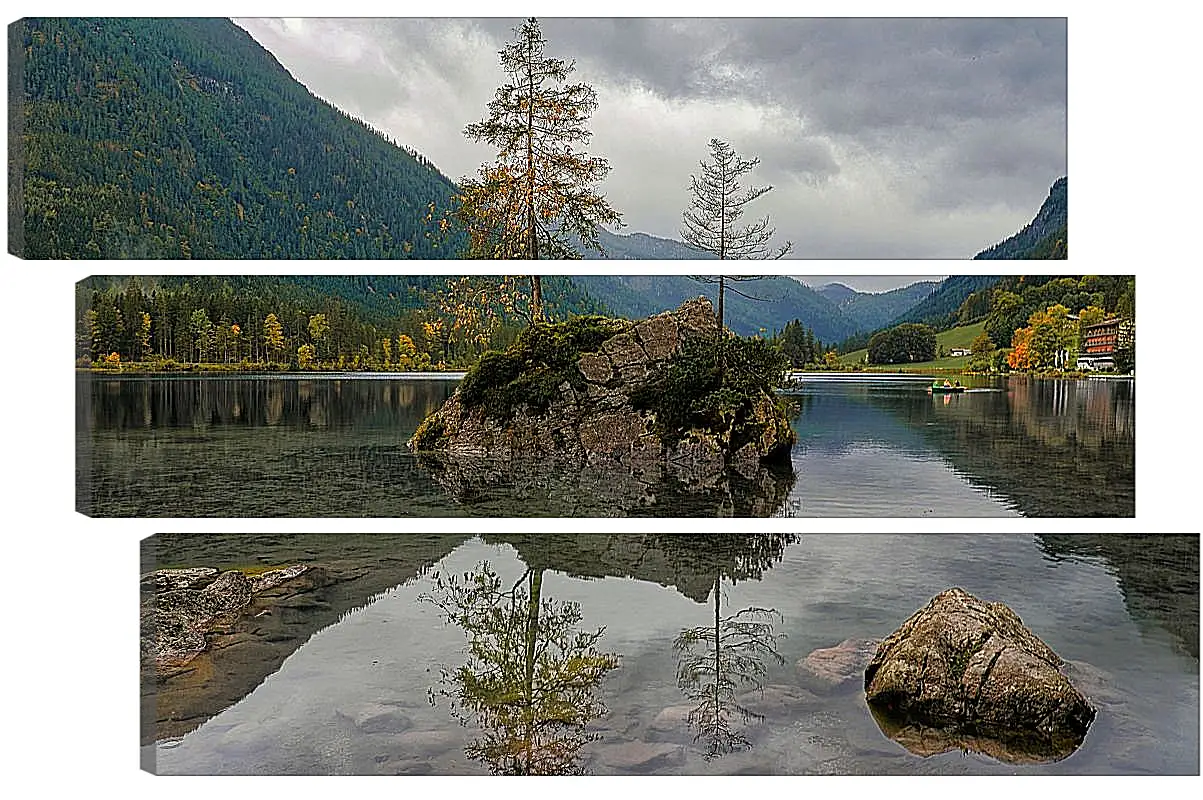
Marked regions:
[234,17,1066,261]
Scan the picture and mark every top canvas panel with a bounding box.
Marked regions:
[10,17,1066,260]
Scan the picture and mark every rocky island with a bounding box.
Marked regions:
[408,297,796,490]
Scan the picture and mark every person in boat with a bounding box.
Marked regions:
[954,380,962,388]
[943,379,953,389]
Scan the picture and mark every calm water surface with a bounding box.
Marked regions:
[79,373,1134,516]
[143,533,1197,775]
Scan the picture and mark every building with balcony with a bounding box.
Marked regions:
[1077,317,1134,371]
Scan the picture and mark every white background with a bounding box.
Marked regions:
[1,0,1197,795]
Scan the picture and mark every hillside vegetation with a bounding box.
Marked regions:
[974,177,1067,259]
[14,17,461,258]
[840,321,986,369]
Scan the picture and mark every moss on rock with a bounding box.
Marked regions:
[457,315,632,421]
[629,335,793,459]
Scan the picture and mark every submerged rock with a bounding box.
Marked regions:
[735,684,820,718]
[863,587,1095,762]
[409,298,795,487]
[595,741,686,772]
[141,565,314,668]
[797,638,879,692]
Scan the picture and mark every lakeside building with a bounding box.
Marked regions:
[1077,318,1134,371]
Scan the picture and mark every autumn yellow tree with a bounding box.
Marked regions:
[423,562,620,774]
[456,18,621,322]
[263,313,284,364]
[136,312,152,362]
[395,334,432,371]
[1007,326,1035,370]
[381,336,393,369]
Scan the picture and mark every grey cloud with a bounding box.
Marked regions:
[234,17,1066,258]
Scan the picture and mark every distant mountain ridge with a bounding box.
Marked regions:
[572,275,857,343]
[816,281,939,333]
[587,229,715,260]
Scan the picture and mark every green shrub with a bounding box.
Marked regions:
[411,416,447,451]
[457,315,632,420]
[630,335,790,451]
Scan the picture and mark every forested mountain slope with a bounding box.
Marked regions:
[974,177,1067,259]
[889,275,1002,329]
[817,281,939,333]
[573,275,857,342]
[12,17,460,258]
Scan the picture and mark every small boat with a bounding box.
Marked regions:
[928,385,966,394]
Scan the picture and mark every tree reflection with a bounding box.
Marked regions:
[422,562,621,775]
[671,534,791,760]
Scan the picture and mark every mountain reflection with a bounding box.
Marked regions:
[422,562,621,775]
[1037,534,1198,659]
[862,377,1135,516]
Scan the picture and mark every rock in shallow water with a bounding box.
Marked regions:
[336,703,413,734]
[863,587,1095,762]
[409,297,794,485]
[797,638,879,692]
[595,741,686,772]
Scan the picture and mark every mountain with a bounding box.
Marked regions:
[816,281,939,333]
[572,275,857,343]
[815,283,859,305]
[586,230,715,260]
[974,177,1067,259]
[12,17,461,259]
[889,275,1002,329]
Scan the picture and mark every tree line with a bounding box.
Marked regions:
[853,275,1135,371]
[75,276,602,371]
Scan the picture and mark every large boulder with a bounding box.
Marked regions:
[864,588,1095,761]
[409,297,795,487]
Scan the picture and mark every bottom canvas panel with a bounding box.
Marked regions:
[140,533,1198,775]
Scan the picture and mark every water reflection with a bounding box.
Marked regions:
[143,533,1199,776]
[422,562,620,774]
[1037,534,1199,659]
[670,533,794,759]
[78,374,454,432]
[140,533,464,745]
[83,375,1134,517]
[868,705,1086,765]
[419,452,796,517]
[788,376,1134,516]
[675,602,785,759]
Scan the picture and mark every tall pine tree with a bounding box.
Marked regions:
[456,18,621,322]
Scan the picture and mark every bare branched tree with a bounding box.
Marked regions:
[682,138,793,333]
[674,577,785,760]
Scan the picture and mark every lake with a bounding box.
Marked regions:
[79,373,1134,517]
[141,533,1198,775]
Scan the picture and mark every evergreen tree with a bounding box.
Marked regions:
[456,18,622,322]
